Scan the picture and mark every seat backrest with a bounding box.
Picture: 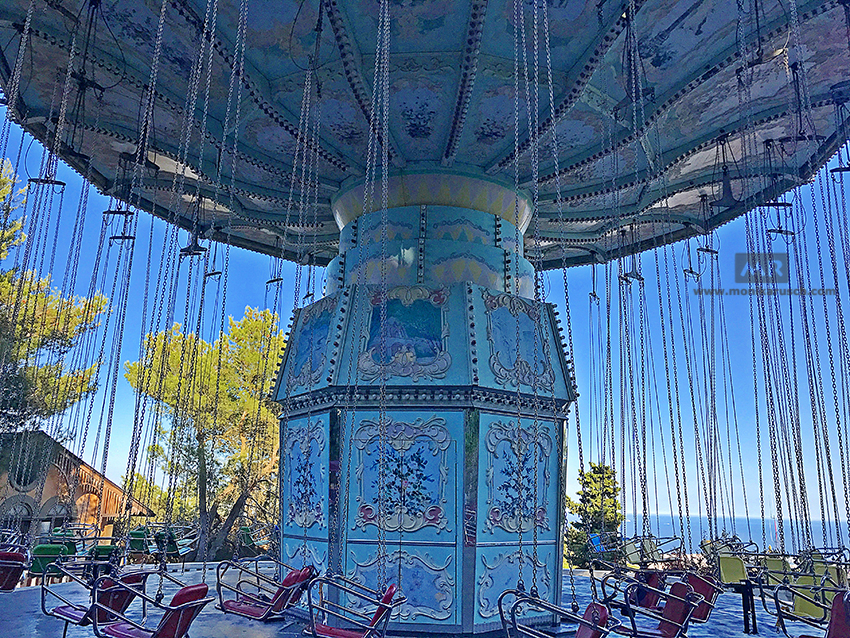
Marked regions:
[0,551,26,562]
[128,531,147,551]
[0,551,26,591]
[270,568,305,612]
[763,556,788,586]
[718,555,746,584]
[790,577,824,620]
[588,534,606,553]
[701,539,727,556]
[239,526,253,547]
[94,573,146,623]
[684,573,719,622]
[369,584,397,627]
[283,566,315,609]
[764,556,787,572]
[622,541,641,565]
[575,602,609,638]
[153,583,209,638]
[29,544,67,575]
[90,544,119,560]
[629,570,665,609]
[642,538,662,562]
[825,592,850,638]
[657,582,695,638]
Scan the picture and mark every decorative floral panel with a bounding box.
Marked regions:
[350,549,455,621]
[352,415,452,534]
[283,418,327,530]
[482,290,555,391]
[358,286,451,382]
[483,419,552,534]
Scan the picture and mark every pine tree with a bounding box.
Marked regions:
[564,463,624,567]
[0,161,107,434]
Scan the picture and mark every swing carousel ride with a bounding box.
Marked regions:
[1,0,850,635]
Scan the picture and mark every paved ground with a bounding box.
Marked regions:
[0,563,800,637]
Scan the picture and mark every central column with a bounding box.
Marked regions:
[273,170,576,636]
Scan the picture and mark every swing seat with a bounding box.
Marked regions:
[219,564,315,620]
[772,581,833,634]
[93,582,212,638]
[29,544,70,578]
[760,555,792,587]
[498,587,620,638]
[682,573,722,623]
[0,550,27,592]
[128,529,148,554]
[611,581,702,638]
[798,591,850,638]
[628,571,667,610]
[576,602,612,638]
[238,524,272,556]
[46,571,150,638]
[587,532,622,564]
[308,578,400,638]
[600,570,667,613]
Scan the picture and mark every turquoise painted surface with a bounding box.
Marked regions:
[276,294,341,398]
[289,301,334,391]
[273,280,573,632]
[327,206,535,295]
[366,298,443,365]
[475,412,562,624]
[471,285,572,398]
[476,545,556,623]
[343,410,461,542]
[279,282,574,394]
[341,409,463,623]
[281,413,330,571]
[356,286,454,383]
[476,413,560,544]
[428,207,496,247]
[347,544,459,623]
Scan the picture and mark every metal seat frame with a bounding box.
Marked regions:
[498,588,621,638]
[41,563,150,638]
[306,574,404,638]
[91,571,213,638]
[216,555,316,621]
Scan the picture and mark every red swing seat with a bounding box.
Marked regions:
[682,573,722,623]
[576,602,612,638]
[497,587,619,638]
[0,550,27,592]
[629,571,667,610]
[801,591,850,638]
[219,565,315,620]
[93,582,212,638]
[308,579,399,638]
[47,572,149,638]
[611,581,702,638]
[601,569,668,613]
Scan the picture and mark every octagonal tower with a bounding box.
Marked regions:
[272,170,577,636]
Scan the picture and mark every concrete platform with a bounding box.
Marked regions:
[0,563,307,638]
[0,563,793,637]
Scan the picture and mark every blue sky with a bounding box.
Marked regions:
[3,105,849,547]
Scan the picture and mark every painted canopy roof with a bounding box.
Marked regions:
[0,0,848,266]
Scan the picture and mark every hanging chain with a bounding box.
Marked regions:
[375,0,391,589]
